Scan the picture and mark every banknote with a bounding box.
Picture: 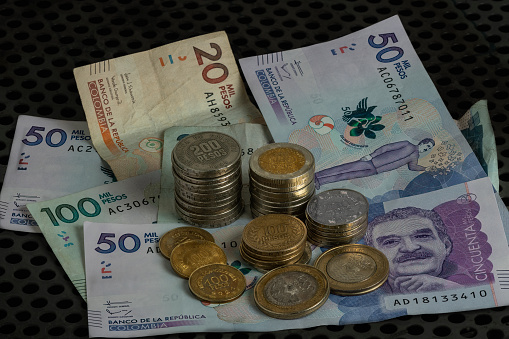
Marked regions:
[0,115,115,233]
[239,15,491,203]
[455,100,499,191]
[157,123,272,224]
[26,170,160,301]
[74,31,263,181]
[84,177,509,337]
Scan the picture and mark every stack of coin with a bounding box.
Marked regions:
[172,131,244,227]
[239,214,308,272]
[249,142,315,219]
[254,264,330,319]
[314,244,389,295]
[305,189,369,247]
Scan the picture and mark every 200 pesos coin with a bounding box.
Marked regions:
[159,227,215,260]
[170,240,227,278]
[172,131,241,178]
[249,143,314,188]
[254,264,329,319]
[188,264,246,303]
[314,244,389,295]
[242,214,307,255]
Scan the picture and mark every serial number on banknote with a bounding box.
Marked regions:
[390,289,489,307]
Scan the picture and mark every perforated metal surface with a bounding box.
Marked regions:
[1,0,509,338]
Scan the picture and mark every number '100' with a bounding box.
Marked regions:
[41,198,101,226]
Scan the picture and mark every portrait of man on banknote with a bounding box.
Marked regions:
[314,138,435,190]
[364,206,476,294]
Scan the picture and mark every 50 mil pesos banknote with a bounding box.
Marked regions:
[27,170,161,301]
[83,177,509,338]
[74,31,262,181]
[0,115,115,233]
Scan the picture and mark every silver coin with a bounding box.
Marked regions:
[172,131,241,178]
[174,181,242,203]
[174,170,242,194]
[172,165,241,186]
[175,193,241,214]
[249,143,315,188]
[306,189,368,227]
[176,201,244,228]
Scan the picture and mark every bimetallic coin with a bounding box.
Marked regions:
[306,189,369,228]
[250,180,315,201]
[188,264,246,303]
[159,227,215,260]
[170,240,227,278]
[172,131,241,178]
[314,244,389,295]
[254,264,329,319]
[242,214,307,255]
[249,143,315,188]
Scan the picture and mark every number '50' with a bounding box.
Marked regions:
[95,233,141,254]
[22,126,67,147]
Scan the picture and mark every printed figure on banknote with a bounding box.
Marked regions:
[314,138,435,189]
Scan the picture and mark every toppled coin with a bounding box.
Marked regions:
[254,264,330,319]
[188,263,246,303]
[159,227,215,260]
[170,239,227,278]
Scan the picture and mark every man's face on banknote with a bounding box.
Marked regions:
[371,215,452,279]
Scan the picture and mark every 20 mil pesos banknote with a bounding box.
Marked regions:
[0,115,115,233]
[26,170,161,301]
[84,177,509,338]
[239,15,489,204]
[157,123,272,224]
[74,31,262,181]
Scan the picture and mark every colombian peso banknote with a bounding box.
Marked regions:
[157,123,272,224]
[84,177,509,337]
[0,115,115,233]
[26,170,161,301]
[239,15,492,203]
[74,31,262,181]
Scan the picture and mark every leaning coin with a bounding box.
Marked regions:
[314,244,389,295]
[170,240,227,279]
[159,227,215,260]
[254,264,329,319]
[188,264,246,303]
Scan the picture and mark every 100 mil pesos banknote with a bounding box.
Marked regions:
[157,123,272,224]
[0,115,115,233]
[239,15,490,204]
[26,170,160,301]
[74,31,262,181]
[84,177,509,338]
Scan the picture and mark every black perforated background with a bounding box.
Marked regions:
[1,0,509,338]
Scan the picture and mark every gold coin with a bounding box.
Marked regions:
[159,227,215,260]
[314,244,389,295]
[170,240,227,278]
[249,143,315,188]
[254,264,329,319]
[242,214,307,255]
[188,264,246,303]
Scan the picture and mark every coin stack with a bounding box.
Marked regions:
[249,143,315,220]
[314,244,389,295]
[305,189,369,247]
[172,131,244,227]
[254,264,330,319]
[239,214,308,272]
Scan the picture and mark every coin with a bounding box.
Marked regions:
[172,131,241,178]
[170,240,227,278]
[159,227,215,260]
[175,201,244,228]
[188,263,246,303]
[242,214,307,255]
[306,189,369,228]
[249,143,314,188]
[254,264,329,319]
[314,244,389,295]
